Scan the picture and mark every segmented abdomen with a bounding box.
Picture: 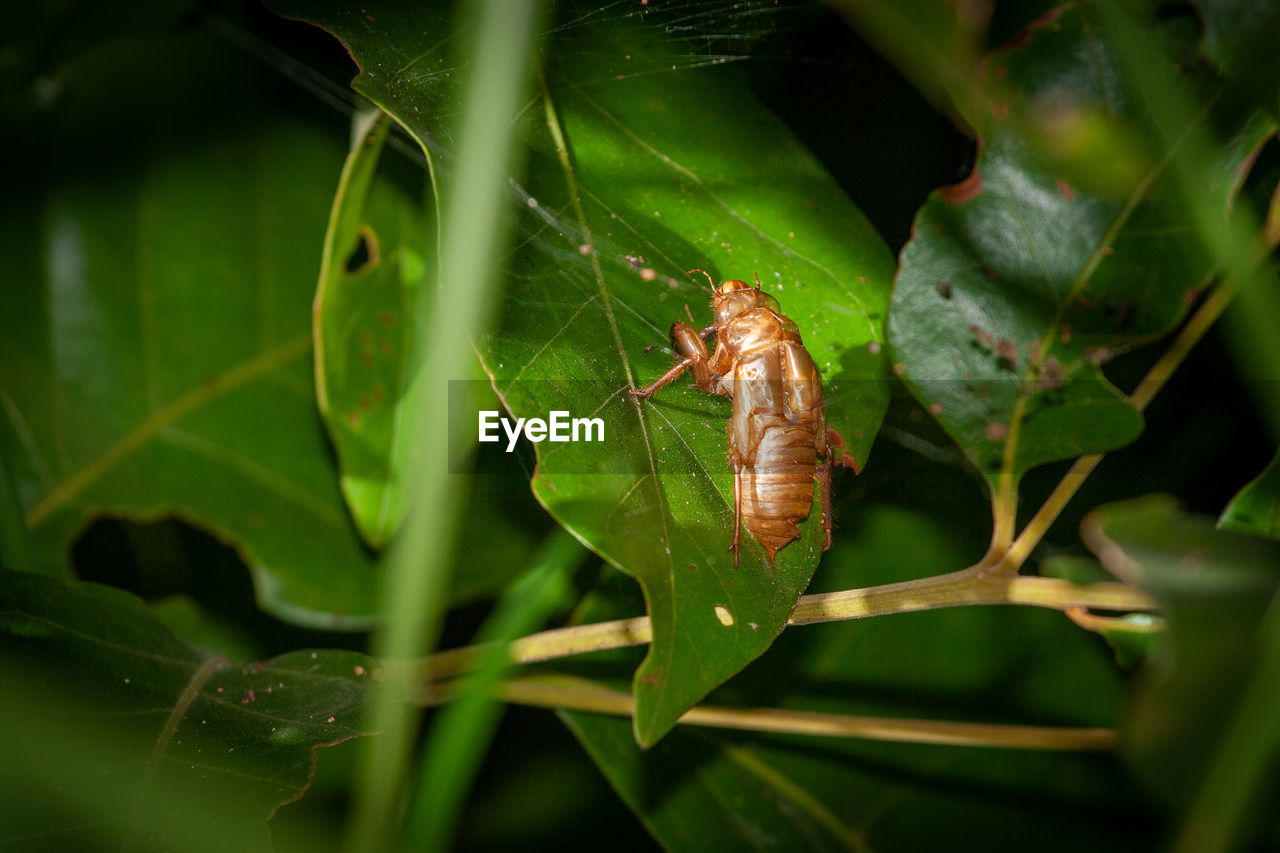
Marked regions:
[739,420,817,560]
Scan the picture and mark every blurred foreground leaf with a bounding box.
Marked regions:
[0,30,381,628]
[0,570,375,852]
[1083,495,1280,849]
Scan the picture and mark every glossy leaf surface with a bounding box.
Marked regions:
[889,3,1273,493]
[0,570,375,851]
[0,33,381,628]
[277,0,896,744]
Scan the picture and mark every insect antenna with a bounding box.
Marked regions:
[686,268,717,294]
[684,303,698,326]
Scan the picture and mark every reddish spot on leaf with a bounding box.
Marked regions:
[940,169,984,204]
[1056,179,1074,202]
[986,422,1008,440]
[929,401,944,415]
[360,350,375,366]
[378,311,397,328]
[1038,356,1066,390]
[994,338,1018,367]
[242,689,256,704]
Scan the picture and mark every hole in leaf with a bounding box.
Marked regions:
[344,225,380,274]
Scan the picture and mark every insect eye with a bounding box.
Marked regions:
[757,292,781,313]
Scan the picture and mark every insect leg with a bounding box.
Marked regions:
[629,356,698,399]
[732,462,743,569]
[632,322,713,399]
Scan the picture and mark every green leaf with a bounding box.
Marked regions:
[564,504,1145,851]
[510,44,891,748]
[888,2,1273,495]
[0,31,382,628]
[0,569,375,851]
[1082,495,1280,846]
[277,1,895,745]
[313,107,432,547]
[1220,447,1280,539]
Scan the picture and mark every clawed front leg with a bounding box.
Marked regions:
[630,356,700,399]
[631,321,715,399]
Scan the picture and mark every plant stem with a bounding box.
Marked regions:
[420,570,1156,680]
[432,673,1118,751]
[1004,280,1237,568]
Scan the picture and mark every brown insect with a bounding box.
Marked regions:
[630,270,833,567]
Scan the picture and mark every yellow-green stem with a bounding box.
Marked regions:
[420,571,1156,681]
[447,674,1119,751]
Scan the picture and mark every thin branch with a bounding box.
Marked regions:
[420,571,1156,681]
[428,673,1118,751]
[1005,274,1240,569]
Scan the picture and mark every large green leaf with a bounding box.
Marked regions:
[888,2,1274,496]
[277,0,895,745]
[0,570,375,851]
[0,31,381,628]
[1082,496,1280,849]
[563,503,1147,850]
